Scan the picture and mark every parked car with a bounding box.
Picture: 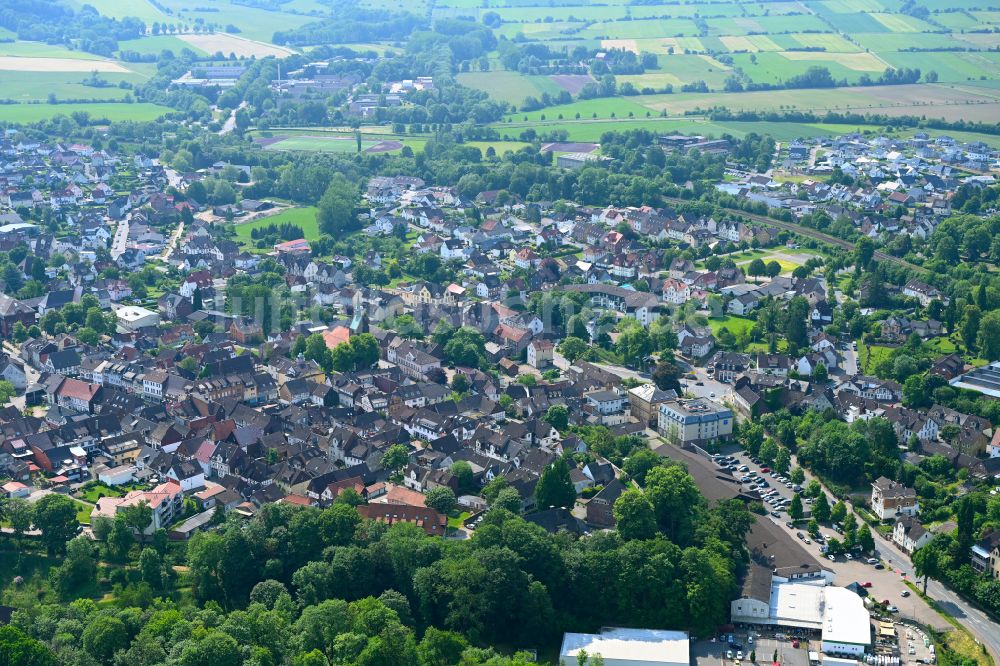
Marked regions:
[867,558,878,565]
[901,590,910,598]
[862,582,872,588]
[760,467,771,473]
[845,553,853,560]
[875,563,885,570]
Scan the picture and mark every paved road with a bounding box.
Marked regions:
[218,101,247,136]
[160,221,184,263]
[841,346,859,376]
[110,215,130,259]
[2,341,37,411]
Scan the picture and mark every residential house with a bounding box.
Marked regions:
[871,476,918,521]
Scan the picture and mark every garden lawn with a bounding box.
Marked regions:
[858,341,894,373]
[74,500,94,524]
[709,315,755,337]
[447,511,471,530]
[78,485,124,503]
[233,206,320,246]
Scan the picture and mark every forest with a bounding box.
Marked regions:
[0,459,754,666]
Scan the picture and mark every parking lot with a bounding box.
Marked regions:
[692,634,811,666]
[718,449,951,633]
[711,451,801,519]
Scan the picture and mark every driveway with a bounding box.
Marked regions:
[685,366,731,402]
[3,346,38,411]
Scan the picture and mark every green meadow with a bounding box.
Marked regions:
[0,102,172,123]
[233,207,321,246]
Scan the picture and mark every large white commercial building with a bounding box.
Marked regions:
[559,628,690,666]
[115,305,160,332]
[732,564,871,658]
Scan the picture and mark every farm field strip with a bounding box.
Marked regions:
[0,56,130,72]
[176,33,296,58]
[0,102,171,123]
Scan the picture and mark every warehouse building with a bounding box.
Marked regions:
[559,627,690,666]
[732,563,871,657]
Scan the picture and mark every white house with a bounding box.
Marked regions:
[892,515,932,554]
[871,476,919,521]
[527,339,554,369]
[662,278,691,305]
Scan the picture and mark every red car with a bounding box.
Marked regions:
[862,582,872,588]
[761,467,771,473]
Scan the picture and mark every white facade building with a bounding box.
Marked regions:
[559,628,690,666]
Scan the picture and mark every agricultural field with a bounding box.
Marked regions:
[0,40,170,118]
[176,33,295,58]
[146,0,316,43]
[0,56,129,73]
[116,35,208,57]
[458,71,563,106]
[461,0,1000,141]
[0,71,147,103]
[0,41,108,59]
[68,0,166,23]
[504,82,1000,124]
[0,102,172,123]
